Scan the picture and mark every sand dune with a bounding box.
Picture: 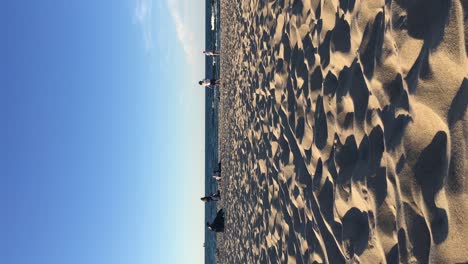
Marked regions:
[219,0,467,263]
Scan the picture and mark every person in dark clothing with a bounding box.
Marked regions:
[207,209,225,232]
[213,161,222,181]
[200,190,221,202]
[199,78,221,88]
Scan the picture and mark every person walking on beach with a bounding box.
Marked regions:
[213,161,222,181]
[200,190,221,202]
[203,50,220,56]
[199,78,221,88]
[207,209,225,232]
[212,175,222,181]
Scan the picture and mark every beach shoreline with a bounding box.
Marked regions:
[204,0,221,263]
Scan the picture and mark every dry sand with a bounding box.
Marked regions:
[218,0,467,263]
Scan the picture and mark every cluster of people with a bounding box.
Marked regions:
[199,50,224,234]
[202,161,224,232]
[198,50,221,89]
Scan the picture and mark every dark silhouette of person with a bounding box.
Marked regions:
[200,190,221,202]
[207,209,224,232]
[213,162,222,181]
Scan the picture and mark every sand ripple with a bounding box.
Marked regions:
[218,0,467,263]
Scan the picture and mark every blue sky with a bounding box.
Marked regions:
[1,0,205,263]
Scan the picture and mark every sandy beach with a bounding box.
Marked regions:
[218,0,467,263]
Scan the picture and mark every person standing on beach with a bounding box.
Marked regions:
[212,175,221,181]
[199,78,221,88]
[200,190,221,202]
[203,50,220,56]
[207,209,224,232]
[213,161,221,181]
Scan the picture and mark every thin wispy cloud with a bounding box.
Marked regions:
[167,0,195,64]
[134,0,153,51]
